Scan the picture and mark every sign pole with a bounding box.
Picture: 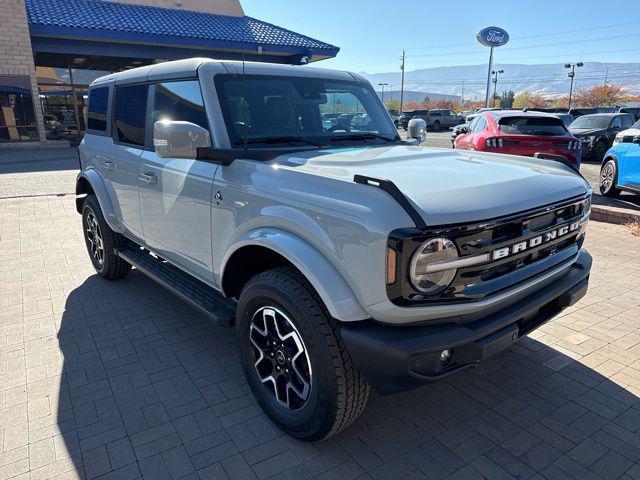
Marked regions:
[484,46,494,108]
[476,27,508,108]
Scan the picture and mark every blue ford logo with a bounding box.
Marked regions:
[476,26,509,47]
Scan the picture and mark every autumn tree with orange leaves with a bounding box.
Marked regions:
[573,84,630,107]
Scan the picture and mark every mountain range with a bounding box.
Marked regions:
[361,62,640,99]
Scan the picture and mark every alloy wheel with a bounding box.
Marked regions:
[249,306,312,410]
[600,161,614,192]
[85,211,104,266]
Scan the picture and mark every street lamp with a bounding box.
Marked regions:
[491,69,504,107]
[565,62,583,110]
[378,83,389,103]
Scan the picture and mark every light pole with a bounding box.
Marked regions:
[491,69,504,107]
[565,62,583,110]
[378,83,389,104]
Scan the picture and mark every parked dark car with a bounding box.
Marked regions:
[616,106,640,122]
[569,113,635,161]
[396,110,417,129]
[568,107,615,119]
[397,109,464,131]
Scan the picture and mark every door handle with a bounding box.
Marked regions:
[100,160,114,171]
[138,172,157,184]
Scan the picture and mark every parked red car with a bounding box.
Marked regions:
[454,110,582,168]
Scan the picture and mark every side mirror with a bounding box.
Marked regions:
[458,125,469,134]
[154,120,211,159]
[633,135,640,144]
[407,118,427,144]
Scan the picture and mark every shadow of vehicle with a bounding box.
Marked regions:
[56,274,640,479]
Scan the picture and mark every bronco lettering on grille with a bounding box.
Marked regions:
[491,219,583,261]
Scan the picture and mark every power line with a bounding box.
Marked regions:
[409,32,640,58]
[405,20,640,52]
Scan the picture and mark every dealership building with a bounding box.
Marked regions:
[0,0,338,146]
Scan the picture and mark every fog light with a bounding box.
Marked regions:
[439,349,452,365]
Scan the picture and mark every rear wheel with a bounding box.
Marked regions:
[432,121,441,132]
[599,159,621,198]
[82,195,131,279]
[236,266,370,441]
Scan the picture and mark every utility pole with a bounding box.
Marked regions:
[491,69,504,107]
[604,66,610,85]
[565,62,583,110]
[461,80,465,109]
[400,50,405,114]
[378,83,388,103]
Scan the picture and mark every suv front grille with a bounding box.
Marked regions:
[387,195,590,305]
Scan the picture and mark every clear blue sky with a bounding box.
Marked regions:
[242,0,640,74]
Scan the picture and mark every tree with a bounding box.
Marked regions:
[549,96,569,109]
[573,84,630,107]
[500,90,515,109]
[513,91,546,109]
[385,99,400,113]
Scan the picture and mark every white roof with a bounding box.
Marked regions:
[91,58,358,86]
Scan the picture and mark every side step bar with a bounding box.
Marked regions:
[115,244,236,327]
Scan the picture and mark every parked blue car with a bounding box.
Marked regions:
[600,120,640,197]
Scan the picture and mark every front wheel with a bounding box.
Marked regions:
[236,267,370,441]
[599,159,621,198]
[82,195,131,279]
[432,121,441,132]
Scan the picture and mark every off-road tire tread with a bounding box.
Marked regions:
[83,195,131,280]
[249,266,370,440]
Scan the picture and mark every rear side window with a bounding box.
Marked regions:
[87,87,109,132]
[622,115,633,129]
[151,81,208,130]
[113,84,148,146]
[498,117,567,136]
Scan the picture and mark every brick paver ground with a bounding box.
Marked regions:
[1,195,640,480]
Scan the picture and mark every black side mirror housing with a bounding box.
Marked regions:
[633,135,640,144]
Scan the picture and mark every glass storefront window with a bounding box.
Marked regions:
[0,75,38,142]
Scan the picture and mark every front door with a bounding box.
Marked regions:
[138,80,216,282]
[620,140,640,191]
[109,83,149,240]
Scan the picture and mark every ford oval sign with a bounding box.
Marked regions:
[476,27,509,47]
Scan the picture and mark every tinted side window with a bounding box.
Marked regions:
[151,81,208,130]
[87,87,109,132]
[610,117,622,130]
[622,116,633,129]
[114,84,148,146]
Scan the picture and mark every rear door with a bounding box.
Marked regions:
[109,83,149,241]
[138,80,216,283]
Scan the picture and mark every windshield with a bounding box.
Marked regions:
[498,116,567,136]
[214,74,398,147]
[570,116,611,129]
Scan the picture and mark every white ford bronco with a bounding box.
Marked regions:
[77,58,592,441]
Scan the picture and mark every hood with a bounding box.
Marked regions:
[278,145,590,226]
[569,127,607,137]
[619,128,640,137]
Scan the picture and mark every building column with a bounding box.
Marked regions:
[0,0,46,143]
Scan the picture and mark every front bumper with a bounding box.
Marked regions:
[341,250,591,394]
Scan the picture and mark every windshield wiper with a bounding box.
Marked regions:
[330,133,399,143]
[233,136,324,148]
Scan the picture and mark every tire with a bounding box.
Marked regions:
[599,158,621,198]
[236,266,370,441]
[592,141,608,162]
[81,195,131,280]
[432,121,441,132]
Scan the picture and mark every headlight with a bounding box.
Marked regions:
[586,135,596,145]
[410,238,458,295]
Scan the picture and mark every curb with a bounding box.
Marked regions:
[591,205,640,225]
